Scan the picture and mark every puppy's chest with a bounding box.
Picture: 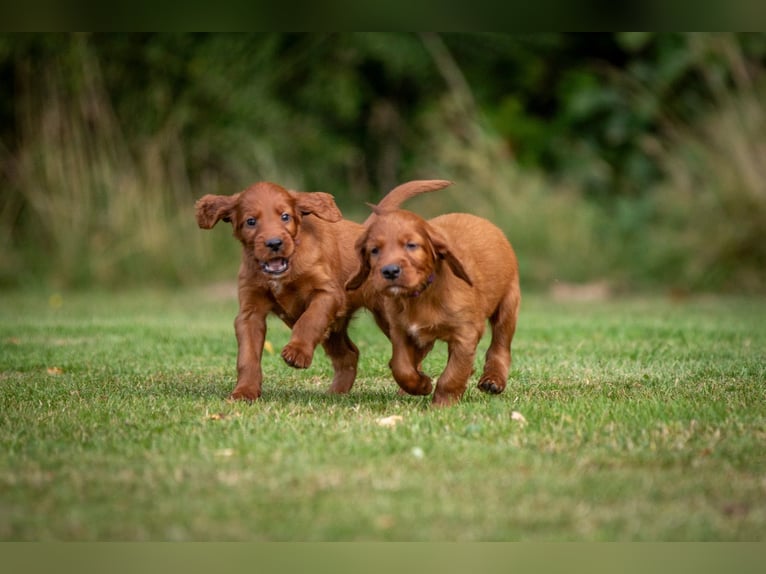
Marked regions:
[405,322,440,347]
[398,305,452,346]
[267,281,307,323]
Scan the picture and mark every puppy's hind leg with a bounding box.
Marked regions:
[322,319,359,394]
[478,287,520,395]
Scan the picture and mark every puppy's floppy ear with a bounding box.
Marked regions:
[346,230,372,291]
[292,191,343,223]
[195,194,238,229]
[425,224,473,287]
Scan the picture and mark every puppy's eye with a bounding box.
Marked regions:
[281,213,291,223]
[245,217,257,228]
[405,242,418,251]
[369,247,380,256]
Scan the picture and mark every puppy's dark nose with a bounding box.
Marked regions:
[381,264,401,280]
[265,238,283,252]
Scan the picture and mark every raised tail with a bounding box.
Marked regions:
[363,179,451,224]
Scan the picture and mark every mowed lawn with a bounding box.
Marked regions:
[1,287,764,540]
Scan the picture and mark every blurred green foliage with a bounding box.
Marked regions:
[0,33,764,292]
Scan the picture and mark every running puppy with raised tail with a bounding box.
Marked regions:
[346,202,520,407]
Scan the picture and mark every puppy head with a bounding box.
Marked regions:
[195,182,342,278]
[346,209,472,296]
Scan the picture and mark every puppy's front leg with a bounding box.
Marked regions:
[281,290,343,369]
[432,334,480,407]
[231,309,268,401]
[389,328,433,396]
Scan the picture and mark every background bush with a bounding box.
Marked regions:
[0,33,764,292]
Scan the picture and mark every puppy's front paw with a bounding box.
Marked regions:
[230,386,261,401]
[432,390,462,407]
[281,341,314,369]
[396,372,433,396]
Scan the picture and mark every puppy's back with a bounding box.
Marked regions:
[430,213,518,308]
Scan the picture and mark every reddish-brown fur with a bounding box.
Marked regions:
[195,180,450,400]
[347,208,520,406]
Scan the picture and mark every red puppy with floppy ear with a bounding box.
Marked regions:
[196,179,452,401]
[347,205,521,407]
[196,182,349,400]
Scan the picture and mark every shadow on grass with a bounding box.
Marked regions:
[199,381,508,413]
[120,365,514,413]
[231,386,433,412]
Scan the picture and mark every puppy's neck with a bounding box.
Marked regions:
[267,278,284,295]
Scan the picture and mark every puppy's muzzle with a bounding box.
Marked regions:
[261,237,289,275]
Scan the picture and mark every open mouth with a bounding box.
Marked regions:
[261,258,289,275]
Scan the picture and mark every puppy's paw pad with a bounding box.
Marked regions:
[281,343,313,369]
[478,378,506,394]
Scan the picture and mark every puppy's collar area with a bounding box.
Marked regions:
[411,274,434,297]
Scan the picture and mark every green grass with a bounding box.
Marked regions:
[1,288,765,540]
